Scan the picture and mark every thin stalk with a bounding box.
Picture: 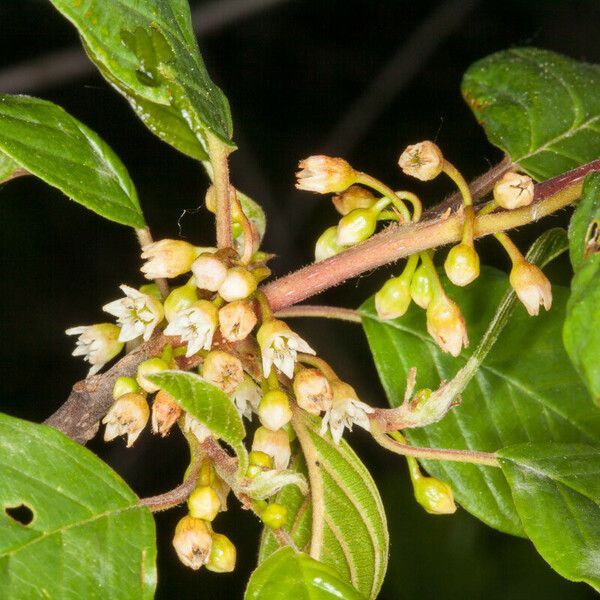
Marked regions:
[296,353,339,381]
[494,231,526,265]
[356,172,413,222]
[207,133,234,249]
[274,305,362,323]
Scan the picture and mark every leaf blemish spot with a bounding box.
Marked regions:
[5,503,34,526]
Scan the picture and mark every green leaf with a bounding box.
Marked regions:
[462,47,600,180]
[245,547,365,600]
[0,413,156,599]
[564,255,600,403]
[0,152,21,183]
[261,414,388,599]
[49,0,234,157]
[149,371,247,471]
[0,95,144,228]
[498,442,600,591]
[569,172,600,270]
[362,255,600,537]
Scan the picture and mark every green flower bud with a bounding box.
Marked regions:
[414,476,457,515]
[261,503,288,529]
[336,208,377,246]
[375,275,411,320]
[138,283,162,300]
[249,450,274,469]
[112,376,140,400]
[257,389,292,431]
[315,226,344,262]
[206,533,236,573]
[188,485,221,521]
[410,265,433,309]
[163,281,198,323]
[136,357,169,393]
[444,243,480,287]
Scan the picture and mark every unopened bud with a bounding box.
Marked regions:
[398,141,444,181]
[410,265,433,309]
[444,243,480,287]
[258,389,292,431]
[509,260,552,316]
[112,376,140,400]
[295,155,357,194]
[102,392,149,447]
[249,450,273,469]
[261,503,288,529]
[252,426,291,470]
[151,390,181,436]
[414,477,457,515]
[188,485,221,521]
[426,294,469,357]
[315,226,344,262]
[332,185,376,215]
[293,368,332,414]
[375,275,411,320]
[202,351,244,394]
[141,239,200,279]
[138,283,162,300]
[218,300,257,342]
[336,208,377,246]
[206,533,236,573]
[173,516,212,570]
[218,267,257,302]
[163,281,198,323]
[493,172,534,209]
[136,357,169,393]
[191,253,228,292]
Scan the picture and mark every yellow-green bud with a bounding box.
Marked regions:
[112,376,140,400]
[444,243,480,287]
[102,392,149,448]
[173,516,212,570]
[410,265,433,309]
[332,185,376,215]
[261,503,288,529]
[163,281,198,323]
[206,533,236,573]
[336,208,377,246]
[151,390,181,436]
[414,476,457,515]
[202,351,244,394]
[398,141,444,181]
[191,253,228,292]
[138,283,162,300]
[315,226,344,262]
[249,450,274,469]
[295,155,357,194]
[509,260,552,316]
[426,294,469,357]
[493,171,534,210]
[375,275,411,320]
[188,485,221,521]
[141,239,200,279]
[136,357,169,393]
[218,266,258,302]
[257,389,292,431]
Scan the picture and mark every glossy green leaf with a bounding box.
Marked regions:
[569,172,600,270]
[0,95,144,228]
[0,413,156,599]
[149,371,247,470]
[49,0,234,157]
[462,47,600,180]
[499,442,600,591]
[362,251,600,537]
[261,414,388,599]
[245,547,364,600]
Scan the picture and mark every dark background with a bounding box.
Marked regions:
[0,0,598,598]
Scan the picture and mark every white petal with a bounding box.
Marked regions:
[65,326,87,336]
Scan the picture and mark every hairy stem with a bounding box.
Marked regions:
[274,305,362,323]
[207,133,233,249]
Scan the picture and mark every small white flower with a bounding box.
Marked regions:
[257,319,315,378]
[320,381,374,444]
[65,323,123,376]
[102,393,149,447]
[184,413,212,442]
[231,375,261,420]
[295,155,357,194]
[510,260,552,316]
[164,300,218,357]
[140,239,199,279]
[103,285,164,342]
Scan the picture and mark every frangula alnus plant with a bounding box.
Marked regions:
[1,1,600,598]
